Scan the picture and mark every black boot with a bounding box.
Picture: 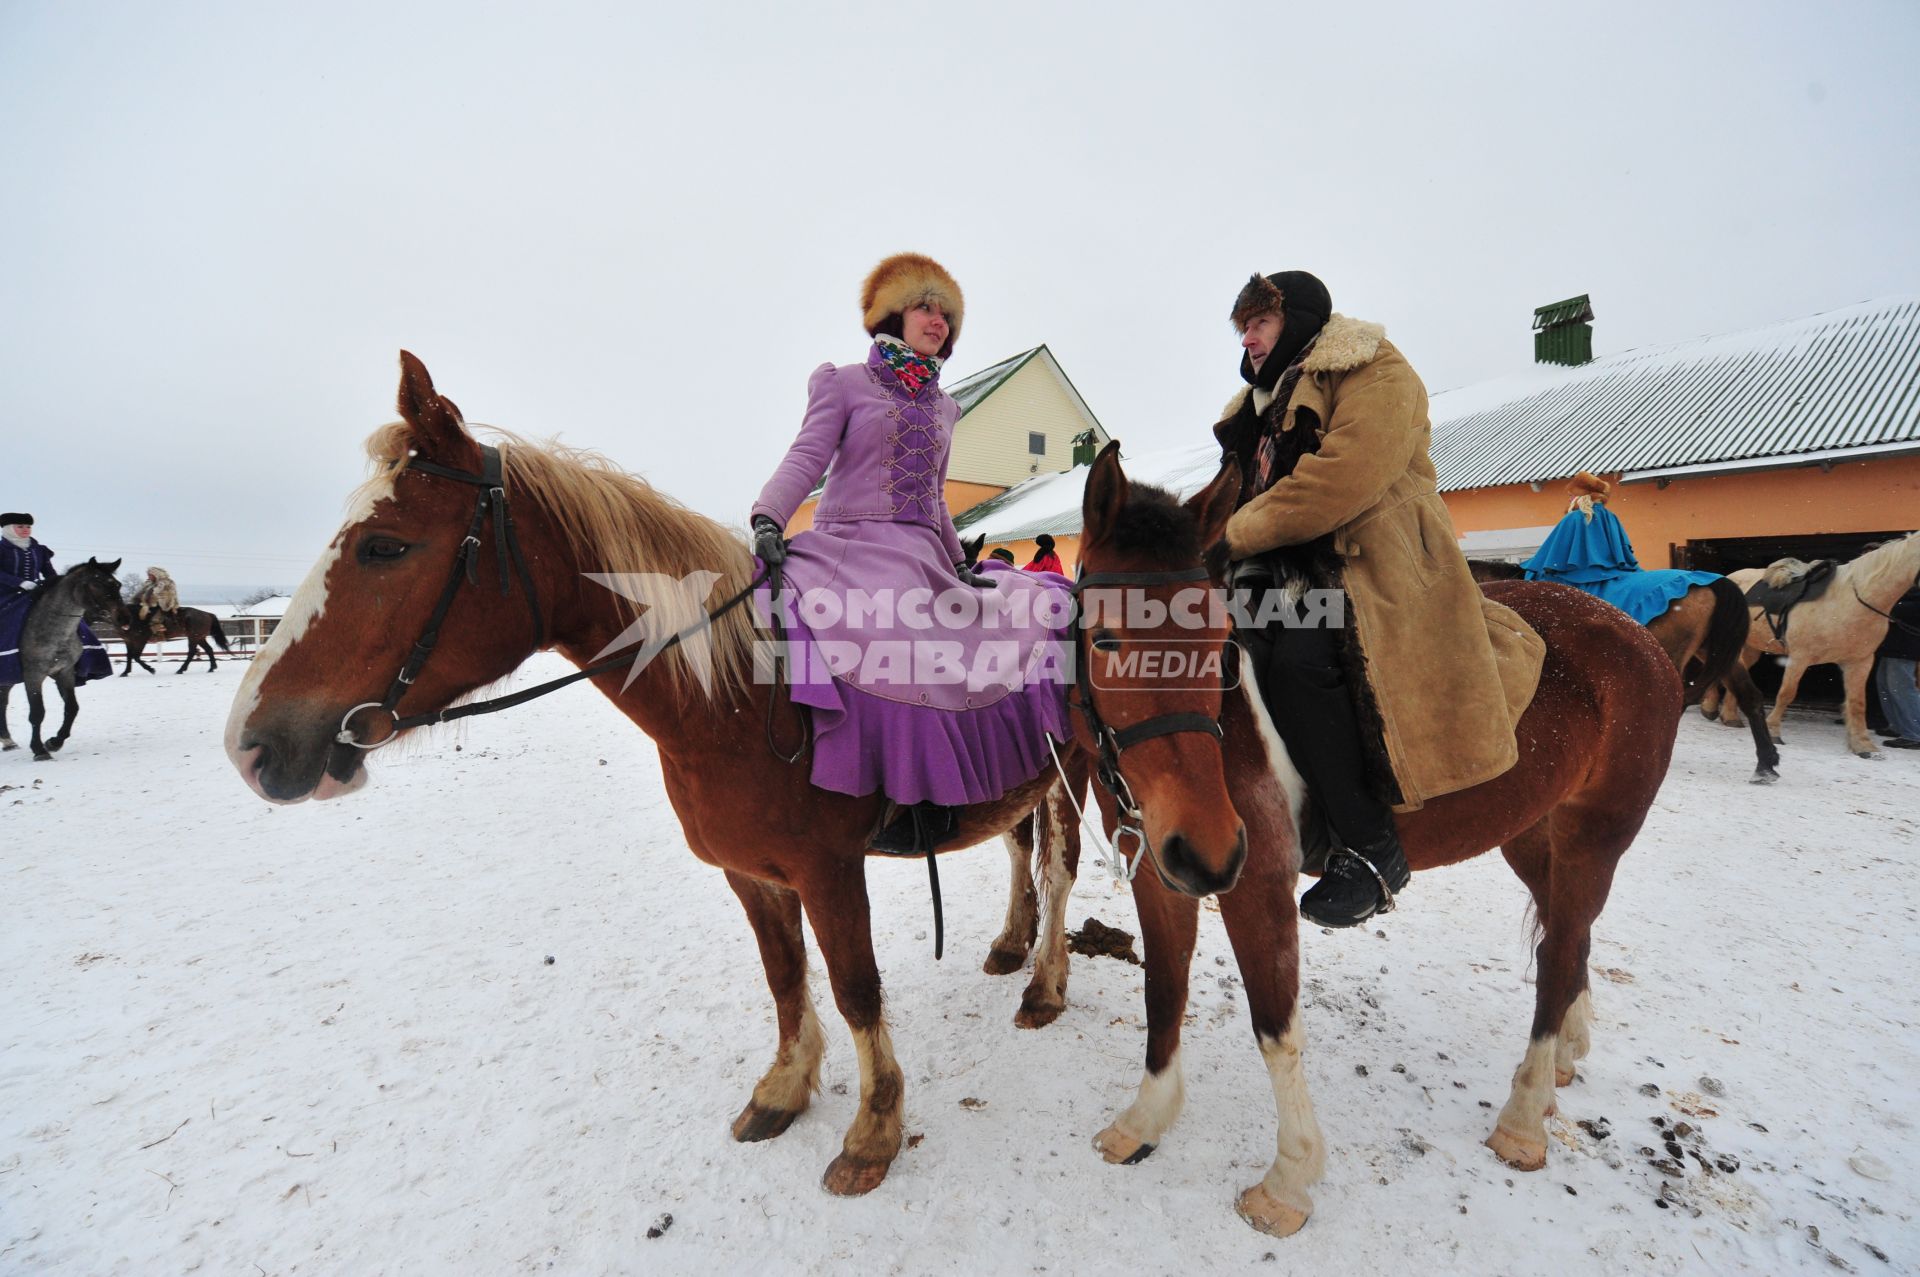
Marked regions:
[1299,833,1411,928]
[869,801,957,855]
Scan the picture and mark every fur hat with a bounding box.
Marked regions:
[1034,533,1056,552]
[1,512,32,526]
[861,253,964,351]
[988,547,1016,565]
[1566,472,1611,501]
[1230,270,1333,333]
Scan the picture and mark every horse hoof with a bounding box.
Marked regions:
[1235,1183,1311,1238]
[982,946,1027,976]
[1750,769,1780,785]
[1,740,17,751]
[731,1102,800,1143]
[1856,750,1885,761]
[1014,995,1064,1030]
[1554,1065,1577,1087]
[1093,1125,1155,1165]
[821,1153,890,1197]
[45,739,64,753]
[1770,734,1785,745]
[1485,1126,1548,1171]
[32,752,53,763]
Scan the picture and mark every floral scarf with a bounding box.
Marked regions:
[874,333,943,396]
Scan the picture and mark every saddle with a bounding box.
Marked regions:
[1744,558,1837,642]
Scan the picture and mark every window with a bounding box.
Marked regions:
[1028,432,1046,455]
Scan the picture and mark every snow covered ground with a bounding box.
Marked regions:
[4,658,1916,1275]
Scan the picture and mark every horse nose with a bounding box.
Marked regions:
[1156,827,1247,897]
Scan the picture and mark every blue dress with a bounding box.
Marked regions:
[0,539,112,685]
[1521,505,1719,625]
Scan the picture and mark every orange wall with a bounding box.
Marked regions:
[1442,454,1920,565]
[783,478,1009,536]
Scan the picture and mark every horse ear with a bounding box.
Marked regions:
[104,558,122,573]
[1184,461,1241,550]
[1082,440,1128,545]
[396,350,475,464]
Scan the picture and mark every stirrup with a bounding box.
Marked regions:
[1327,845,1398,915]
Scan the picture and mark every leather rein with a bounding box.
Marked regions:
[1067,566,1229,881]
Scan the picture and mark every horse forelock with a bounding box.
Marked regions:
[1102,483,1202,565]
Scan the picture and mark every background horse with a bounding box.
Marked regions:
[1,558,122,760]
[1469,558,1777,782]
[1046,512,1681,1237]
[112,603,232,674]
[1701,531,1920,758]
[222,354,1245,1201]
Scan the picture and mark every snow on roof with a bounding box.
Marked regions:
[233,594,294,618]
[1430,296,1920,490]
[954,442,1224,542]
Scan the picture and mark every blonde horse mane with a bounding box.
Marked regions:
[355,422,758,702]
[1844,530,1920,601]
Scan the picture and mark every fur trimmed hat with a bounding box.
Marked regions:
[1,512,32,525]
[1230,270,1332,333]
[1566,472,1611,501]
[861,253,964,350]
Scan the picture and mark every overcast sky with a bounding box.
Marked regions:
[5,1,1917,593]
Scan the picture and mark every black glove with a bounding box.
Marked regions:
[752,516,788,567]
[954,562,999,590]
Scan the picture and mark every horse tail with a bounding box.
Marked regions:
[1686,576,1752,704]
[210,616,232,652]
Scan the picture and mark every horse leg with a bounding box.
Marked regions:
[1497,822,1583,1084]
[204,637,218,672]
[45,669,78,752]
[0,683,14,749]
[1488,809,1625,1171]
[1017,785,1081,1028]
[983,814,1038,976]
[1766,658,1806,745]
[725,871,824,1143]
[798,862,904,1197]
[25,679,51,760]
[1092,870,1197,1165]
[1840,660,1883,758]
[1217,859,1324,1238]
[1726,663,1780,782]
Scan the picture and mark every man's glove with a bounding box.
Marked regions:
[18,580,36,591]
[954,562,999,590]
[752,516,788,567]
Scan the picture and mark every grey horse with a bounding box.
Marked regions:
[1,557,122,760]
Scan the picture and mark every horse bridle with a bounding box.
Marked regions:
[1068,566,1229,880]
[334,444,769,750]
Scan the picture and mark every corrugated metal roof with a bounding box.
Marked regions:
[1431,296,1920,492]
[953,443,1225,542]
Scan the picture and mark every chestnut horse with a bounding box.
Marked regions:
[1468,559,1778,782]
[1044,528,1683,1236]
[222,354,1250,1200]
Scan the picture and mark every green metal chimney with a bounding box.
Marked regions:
[1533,295,1594,366]
[1071,429,1098,467]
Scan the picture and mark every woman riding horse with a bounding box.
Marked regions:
[750,253,1072,856]
[1,513,113,687]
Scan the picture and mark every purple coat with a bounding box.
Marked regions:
[752,349,966,564]
[749,348,1072,806]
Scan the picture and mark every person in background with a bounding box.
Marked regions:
[1872,586,1920,749]
[1023,534,1064,576]
[988,546,1017,566]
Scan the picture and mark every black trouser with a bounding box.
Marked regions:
[1237,585,1397,850]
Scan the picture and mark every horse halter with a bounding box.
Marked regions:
[335,444,546,750]
[1069,566,1228,881]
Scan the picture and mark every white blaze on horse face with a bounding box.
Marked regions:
[223,470,398,772]
[1235,666,1307,865]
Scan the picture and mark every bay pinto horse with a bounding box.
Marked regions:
[1468,559,1779,783]
[1040,536,1683,1235]
[1,558,123,759]
[112,604,232,674]
[221,354,1250,1201]
[1700,531,1920,758]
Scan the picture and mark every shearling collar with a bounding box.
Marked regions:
[1300,314,1386,374]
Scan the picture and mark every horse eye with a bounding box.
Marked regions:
[1091,631,1121,654]
[358,536,411,564]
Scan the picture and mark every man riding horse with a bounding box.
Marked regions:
[1213,272,1542,927]
[129,565,181,634]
